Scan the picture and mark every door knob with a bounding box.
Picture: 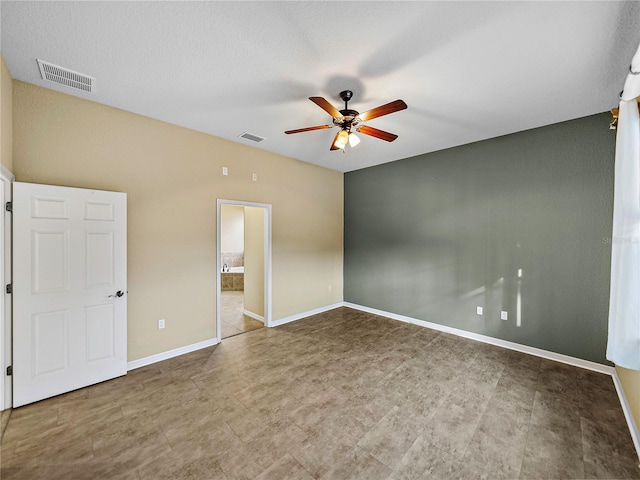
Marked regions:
[107,290,125,299]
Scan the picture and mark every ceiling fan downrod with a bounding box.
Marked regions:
[340,90,353,110]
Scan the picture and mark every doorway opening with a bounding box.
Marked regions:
[216,200,271,342]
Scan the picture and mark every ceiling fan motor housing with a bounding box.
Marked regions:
[334,109,361,129]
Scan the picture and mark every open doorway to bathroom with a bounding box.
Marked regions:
[217,200,271,341]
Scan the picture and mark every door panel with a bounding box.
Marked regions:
[86,232,114,286]
[32,196,69,219]
[33,230,69,293]
[13,182,127,407]
[85,303,115,361]
[33,310,68,375]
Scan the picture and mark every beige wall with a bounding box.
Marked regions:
[220,205,244,255]
[617,365,640,433]
[244,206,265,317]
[0,56,12,172]
[12,80,344,361]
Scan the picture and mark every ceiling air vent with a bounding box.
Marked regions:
[37,59,95,94]
[239,132,266,143]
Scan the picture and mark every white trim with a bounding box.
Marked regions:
[0,179,5,411]
[264,205,272,328]
[127,338,219,371]
[270,303,344,328]
[0,165,14,182]
[243,309,264,323]
[612,369,640,460]
[344,302,613,374]
[0,169,13,411]
[217,199,272,343]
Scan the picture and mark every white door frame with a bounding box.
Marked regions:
[216,199,272,343]
[0,166,14,411]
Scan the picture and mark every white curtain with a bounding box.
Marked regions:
[607,42,640,370]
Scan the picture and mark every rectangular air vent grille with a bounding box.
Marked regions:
[239,132,266,143]
[37,59,95,93]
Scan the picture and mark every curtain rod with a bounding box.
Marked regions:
[610,64,640,129]
[609,96,640,130]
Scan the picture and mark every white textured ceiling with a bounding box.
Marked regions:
[2,1,639,173]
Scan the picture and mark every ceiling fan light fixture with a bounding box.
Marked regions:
[348,132,360,147]
[334,129,349,149]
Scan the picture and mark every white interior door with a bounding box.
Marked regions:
[13,182,127,407]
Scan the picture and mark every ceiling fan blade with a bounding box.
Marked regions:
[285,125,333,134]
[357,125,399,142]
[359,99,408,122]
[309,97,343,119]
[330,131,341,150]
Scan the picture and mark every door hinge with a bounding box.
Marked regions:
[6,366,12,376]
[5,284,11,294]
[5,201,11,213]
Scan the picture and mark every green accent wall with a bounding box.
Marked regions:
[345,113,615,364]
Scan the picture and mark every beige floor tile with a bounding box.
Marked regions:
[319,445,392,480]
[255,453,314,480]
[357,405,430,469]
[221,291,263,339]
[388,436,456,480]
[1,307,637,479]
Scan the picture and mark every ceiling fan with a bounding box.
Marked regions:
[285,90,408,151]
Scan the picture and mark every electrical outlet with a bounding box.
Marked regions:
[158,319,165,329]
[328,285,332,292]
[501,311,508,321]
[252,173,257,181]
[476,306,483,315]
[222,167,228,176]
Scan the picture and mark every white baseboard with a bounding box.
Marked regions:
[344,302,613,375]
[612,369,640,460]
[127,338,219,371]
[243,309,264,323]
[270,302,344,328]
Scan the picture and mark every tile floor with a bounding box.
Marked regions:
[221,291,264,339]
[1,307,638,479]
